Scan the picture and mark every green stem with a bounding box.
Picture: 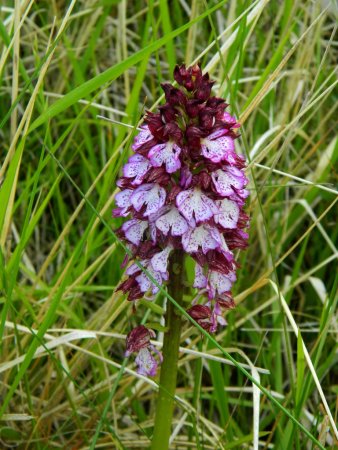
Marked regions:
[151,250,184,450]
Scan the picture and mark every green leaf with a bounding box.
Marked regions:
[296,331,306,406]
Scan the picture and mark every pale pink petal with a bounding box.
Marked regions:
[132,125,153,151]
[214,199,239,229]
[170,211,189,236]
[135,348,158,376]
[208,271,235,299]
[176,190,194,223]
[194,264,207,289]
[151,247,172,274]
[148,142,181,174]
[135,271,152,292]
[136,266,164,294]
[123,155,151,185]
[195,193,218,223]
[122,219,148,245]
[155,207,188,236]
[201,135,234,163]
[115,189,133,208]
[126,263,139,276]
[228,188,250,205]
[131,184,166,216]
[211,168,247,197]
[113,189,133,216]
[176,189,217,225]
[147,143,166,165]
[182,225,221,254]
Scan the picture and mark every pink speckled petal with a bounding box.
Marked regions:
[122,219,148,245]
[182,225,220,254]
[136,266,164,295]
[136,271,151,292]
[123,155,151,185]
[151,247,172,274]
[182,228,195,253]
[170,209,189,236]
[156,207,189,236]
[148,142,182,174]
[155,213,170,235]
[131,184,166,216]
[176,189,194,222]
[214,199,239,229]
[194,263,207,289]
[144,185,166,216]
[176,189,191,207]
[211,168,247,197]
[135,348,158,376]
[130,184,152,211]
[115,189,133,208]
[195,193,217,223]
[126,263,139,276]
[131,125,153,151]
[201,136,234,163]
[147,143,166,166]
[150,270,164,294]
[177,189,216,224]
[208,271,234,299]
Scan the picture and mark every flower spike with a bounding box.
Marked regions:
[114,64,249,376]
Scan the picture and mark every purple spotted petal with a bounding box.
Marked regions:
[214,199,239,229]
[135,348,158,376]
[200,134,235,163]
[193,264,207,289]
[211,167,248,197]
[131,183,166,216]
[176,189,218,225]
[113,189,133,216]
[122,219,148,245]
[148,142,182,173]
[227,188,250,205]
[151,247,172,274]
[132,125,153,151]
[208,270,236,299]
[123,155,151,185]
[126,263,140,276]
[136,264,165,294]
[155,207,188,236]
[182,225,221,254]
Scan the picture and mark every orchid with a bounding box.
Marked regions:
[113,64,249,377]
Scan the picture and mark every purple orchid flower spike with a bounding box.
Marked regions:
[113,64,249,376]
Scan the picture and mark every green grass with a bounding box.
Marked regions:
[0,0,337,448]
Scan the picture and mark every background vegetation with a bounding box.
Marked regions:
[0,0,337,448]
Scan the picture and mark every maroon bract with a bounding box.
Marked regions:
[113,64,249,376]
